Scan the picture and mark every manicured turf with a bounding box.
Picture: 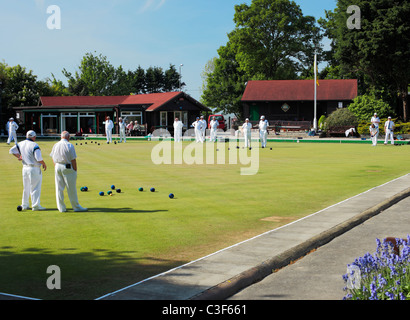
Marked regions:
[0,138,409,299]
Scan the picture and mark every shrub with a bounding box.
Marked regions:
[348,95,395,121]
[357,118,410,136]
[343,236,410,300]
[324,108,358,130]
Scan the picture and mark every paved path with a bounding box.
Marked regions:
[99,173,410,300]
[229,195,410,300]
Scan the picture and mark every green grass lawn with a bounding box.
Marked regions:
[0,139,409,299]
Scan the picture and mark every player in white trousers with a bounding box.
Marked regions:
[118,117,126,143]
[258,115,269,148]
[105,116,114,143]
[173,118,183,142]
[6,118,19,145]
[384,116,395,145]
[192,117,201,143]
[369,124,379,146]
[9,130,47,211]
[242,118,252,148]
[199,116,207,143]
[50,131,87,213]
[209,116,219,142]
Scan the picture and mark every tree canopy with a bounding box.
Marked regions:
[62,52,183,96]
[319,0,410,120]
[201,0,322,118]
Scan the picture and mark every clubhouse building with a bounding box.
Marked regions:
[241,79,358,122]
[13,92,210,136]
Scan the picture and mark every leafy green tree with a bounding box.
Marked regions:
[201,34,248,118]
[233,0,322,79]
[62,52,116,96]
[164,64,183,92]
[145,66,164,93]
[201,0,323,117]
[61,52,183,95]
[348,94,395,121]
[319,0,410,120]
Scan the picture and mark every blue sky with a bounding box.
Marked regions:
[0,0,337,101]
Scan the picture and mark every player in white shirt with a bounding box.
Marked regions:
[9,130,47,211]
[199,116,207,143]
[242,118,252,148]
[50,131,87,213]
[6,117,19,145]
[192,117,201,143]
[258,115,269,148]
[370,113,380,142]
[118,117,126,143]
[371,113,380,128]
[105,116,114,143]
[384,116,395,145]
[173,118,183,142]
[369,124,379,146]
[209,116,219,142]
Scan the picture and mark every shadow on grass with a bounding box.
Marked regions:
[88,207,168,214]
[0,246,185,300]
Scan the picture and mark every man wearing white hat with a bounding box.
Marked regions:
[258,115,269,148]
[173,117,183,142]
[105,116,114,143]
[242,118,252,148]
[50,131,87,213]
[118,117,126,143]
[192,117,201,143]
[199,115,207,143]
[370,113,380,143]
[9,130,47,211]
[209,116,219,142]
[384,116,395,145]
[6,117,19,145]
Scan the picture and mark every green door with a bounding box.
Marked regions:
[249,105,260,121]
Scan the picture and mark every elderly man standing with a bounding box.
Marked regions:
[118,117,126,143]
[209,116,219,142]
[242,118,252,149]
[9,130,47,211]
[192,117,201,143]
[6,117,19,145]
[258,115,269,148]
[50,131,87,212]
[199,116,207,143]
[384,116,395,145]
[173,117,183,142]
[105,116,114,144]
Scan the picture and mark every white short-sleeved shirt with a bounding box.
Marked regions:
[242,122,252,133]
[210,120,219,130]
[259,120,269,131]
[50,139,77,164]
[371,116,380,127]
[9,139,43,166]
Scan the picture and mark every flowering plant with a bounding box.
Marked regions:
[343,236,410,300]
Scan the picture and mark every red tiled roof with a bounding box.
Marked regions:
[241,80,358,102]
[40,92,184,111]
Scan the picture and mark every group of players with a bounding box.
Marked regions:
[6,112,397,212]
[7,121,87,213]
[171,115,269,149]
